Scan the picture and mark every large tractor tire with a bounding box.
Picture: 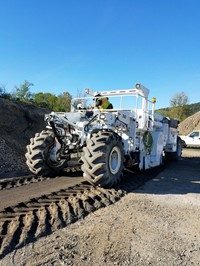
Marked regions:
[165,136,182,161]
[81,131,125,187]
[25,130,67,176]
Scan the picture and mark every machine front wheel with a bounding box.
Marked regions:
[81,131,125,187]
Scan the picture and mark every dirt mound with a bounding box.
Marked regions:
[178,111,200,135]
[0,98,49,176]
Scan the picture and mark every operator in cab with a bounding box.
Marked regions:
[94,93,113,110]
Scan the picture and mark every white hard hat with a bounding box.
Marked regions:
[94,92,101,97]
[77,103,83,109]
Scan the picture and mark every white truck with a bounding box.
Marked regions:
[180,131,200,147]
[25,83,182,188]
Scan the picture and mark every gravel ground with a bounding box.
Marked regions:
[0,148,200,266]
[0,137,28,178]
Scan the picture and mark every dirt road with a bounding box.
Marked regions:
[0,149,200,266]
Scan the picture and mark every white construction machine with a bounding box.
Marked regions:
[25,83,182,187]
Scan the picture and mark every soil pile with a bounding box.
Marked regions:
[0,98,49,176]
[178,110,200,135]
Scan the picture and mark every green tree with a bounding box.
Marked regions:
[34,92,58,110]
[0,84,11,99]
[55,92,72,112]
[15,80,33,101]
[169,92,190,121]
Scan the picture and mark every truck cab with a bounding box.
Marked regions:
[180,131,200,147]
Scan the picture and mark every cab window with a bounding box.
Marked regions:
[189,132,199,138]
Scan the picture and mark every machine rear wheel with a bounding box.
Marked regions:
[81,131,125,187]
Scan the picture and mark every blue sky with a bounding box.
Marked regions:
[1,0,200,108]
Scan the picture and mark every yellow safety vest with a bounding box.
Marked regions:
[99,98,111,109]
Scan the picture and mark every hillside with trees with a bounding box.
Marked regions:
[155,91,200,135]
[156,92,200,123]
[0,80,72,112]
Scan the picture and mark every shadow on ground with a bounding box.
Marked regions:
[126,156,200,195]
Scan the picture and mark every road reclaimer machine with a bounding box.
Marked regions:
[25,83,182,187]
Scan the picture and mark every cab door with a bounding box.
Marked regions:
[187,131,200,146]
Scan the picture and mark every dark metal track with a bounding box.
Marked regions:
[0,166,81,191]
[0,165,164,259]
